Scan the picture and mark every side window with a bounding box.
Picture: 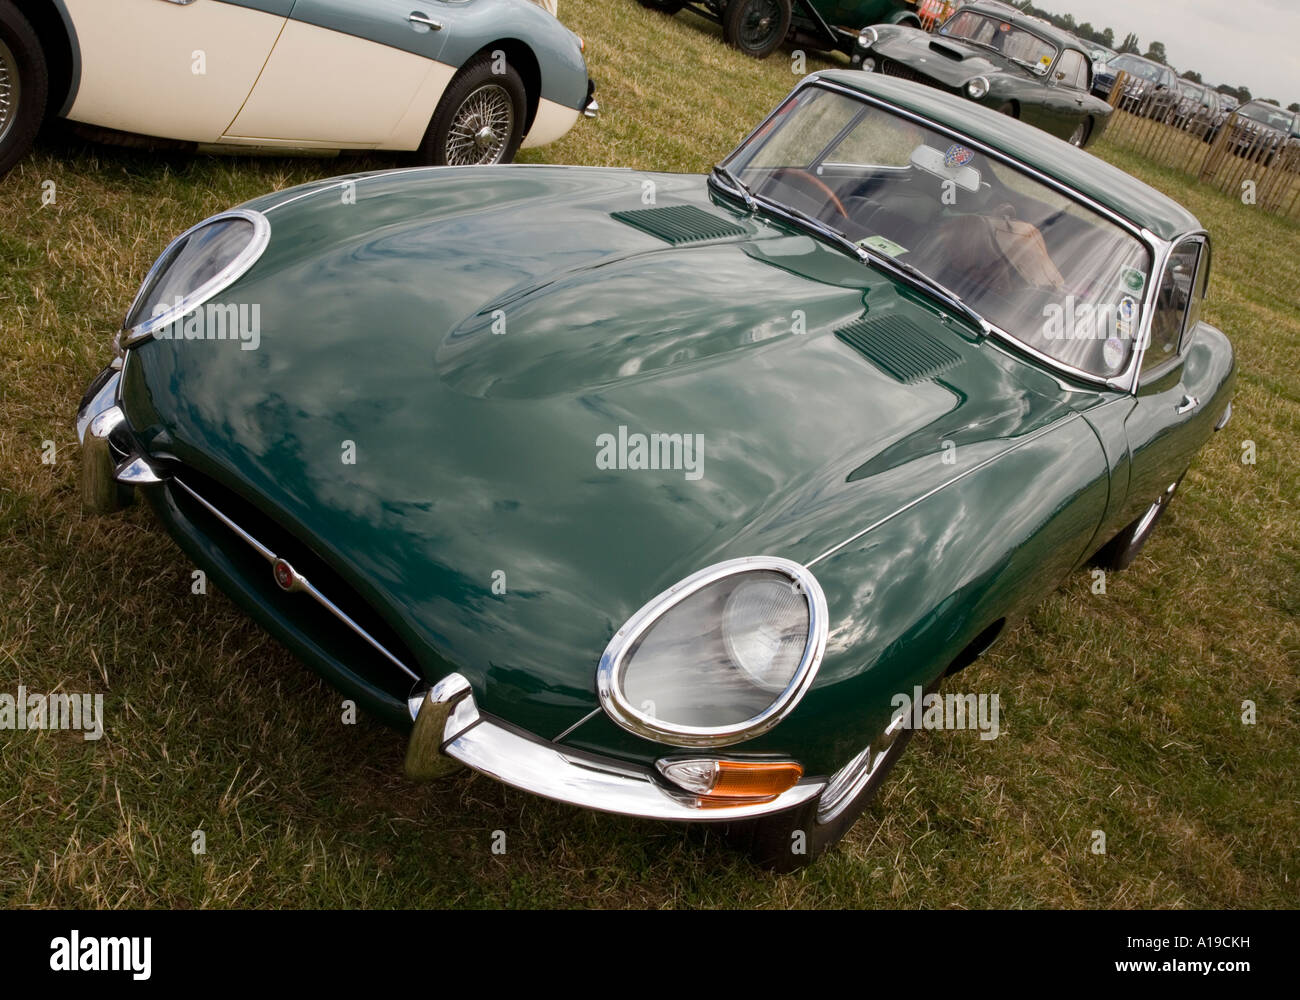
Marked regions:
[1141,240,1202,376]
[1055,50,1086,90]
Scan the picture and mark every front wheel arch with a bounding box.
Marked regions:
[12,0,71,117]
[448,40,541,137]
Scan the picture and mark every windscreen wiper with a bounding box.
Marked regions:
[739,187,992,338]
[710,164,757,213]
[855,243,992,337]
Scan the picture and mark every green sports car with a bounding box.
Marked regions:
[78,70,1234,869]
[854,0,1115,147]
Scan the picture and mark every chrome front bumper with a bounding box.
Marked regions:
[407,674,825,822]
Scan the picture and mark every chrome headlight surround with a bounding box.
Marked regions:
[965,76,990,100]
[596,556,829,748]
[857,26,878,49]
[120,209,271,347]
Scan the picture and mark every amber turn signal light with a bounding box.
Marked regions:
[656,759,803,805]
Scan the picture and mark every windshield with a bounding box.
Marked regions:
[723,85,1152,379]
[940,11,1058,75]
[1239,104,1294,130]
[1180,81,1206,102]
[1110,55,1163,83]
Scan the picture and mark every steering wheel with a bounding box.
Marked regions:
[769,168,851,226]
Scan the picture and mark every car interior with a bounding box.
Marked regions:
[732,88,1155,376]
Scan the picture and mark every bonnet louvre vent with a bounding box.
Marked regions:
[611,205,748,245]
[835,315,963,383]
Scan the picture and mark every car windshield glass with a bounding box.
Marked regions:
[1111,56,1162,82]
[724,86,1152,379]
[940,10,1058,73]
[1239,104,1293,129]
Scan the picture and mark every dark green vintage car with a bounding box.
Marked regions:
[78,70,1233,869]
[855,0,1114,147]
[637,0,924,59]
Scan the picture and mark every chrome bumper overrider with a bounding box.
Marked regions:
[406,674,826,821]
[76,364,167,514]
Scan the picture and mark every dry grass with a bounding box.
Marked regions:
[0,0,1296,908]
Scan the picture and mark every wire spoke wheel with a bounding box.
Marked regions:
[445,83,514,166]
[739,0,782,51]
[0,37,20,147]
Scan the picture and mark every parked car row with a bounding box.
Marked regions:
[1213,100,1300,164]
[1081,42,1298,166]
[0,0,598,178]
[56,0,1238,869]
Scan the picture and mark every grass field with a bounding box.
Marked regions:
[1,0,1297,908]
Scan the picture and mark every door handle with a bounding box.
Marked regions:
[1175,394,1199,414]
[408,12,444,30]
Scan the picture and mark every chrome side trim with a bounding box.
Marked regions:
[596,557,829,749]
[806,416,1073,568]
[417,674,827,821]
[121,209,271,347]
[170,477,421,684]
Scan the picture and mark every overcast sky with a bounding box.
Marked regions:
[1033,0,1299,102]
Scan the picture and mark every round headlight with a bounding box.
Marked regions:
[966,76,990,100]
[860,56,877,72]
[596,557,828,747]
[121,209,270,346]
[858,26,878,48]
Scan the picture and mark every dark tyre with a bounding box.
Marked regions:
[722,0,792,60]
[1092,474,1184,572]
[637,0,685,11]
[0,0,47,178]
[418,54,527,167]
[724,685,933,871]
[996,101,1017,118]
[1068,118,1091,147]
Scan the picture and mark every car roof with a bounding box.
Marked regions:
[962,0,1090,54]
[808,70,1202,241]
[1110,52,1167,70]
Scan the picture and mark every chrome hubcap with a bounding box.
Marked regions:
[1070,122,1086,145]
[0,38,20,147]
[817,711,907,825]
[447,84,514,166]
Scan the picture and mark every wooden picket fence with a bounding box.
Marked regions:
[1099,72,1300,221]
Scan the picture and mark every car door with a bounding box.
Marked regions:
[1045,48,1090,138]
[1120,237,1220,521]
[61,0,290,143]
[224,0,462,147]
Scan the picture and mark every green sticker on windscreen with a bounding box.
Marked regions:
[860,235,909,258]
[1121,266,1145,292]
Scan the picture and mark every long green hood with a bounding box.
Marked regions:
[120,166,1089,742]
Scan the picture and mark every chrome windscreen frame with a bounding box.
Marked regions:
[596,556,829,749]
[717,76,1178,395]
[120,209,271,348]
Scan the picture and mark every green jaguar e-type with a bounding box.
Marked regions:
[78,71,1234,869]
